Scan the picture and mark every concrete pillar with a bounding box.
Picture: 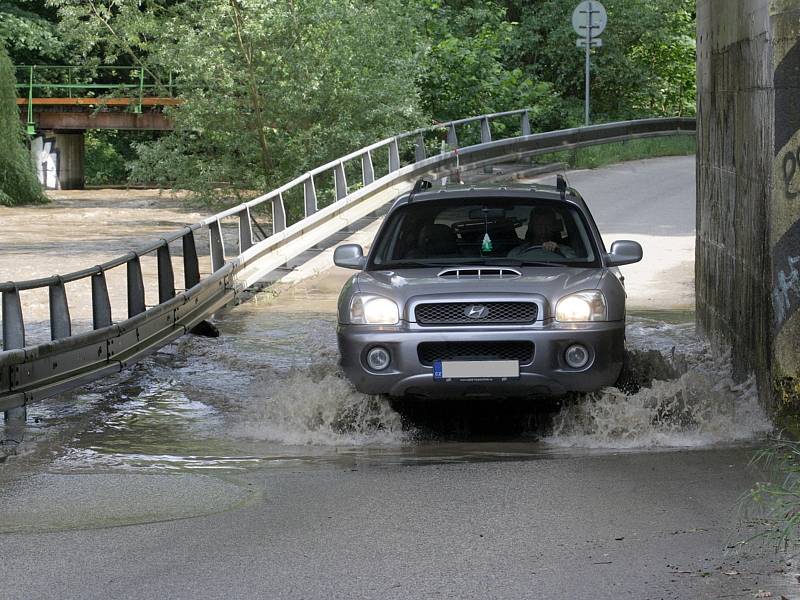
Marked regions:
[31,133,59,189]
[697,0,800,409]
[54,131,85,190]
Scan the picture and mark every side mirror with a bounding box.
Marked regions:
[606,240,643,267]
[334,244,367,270]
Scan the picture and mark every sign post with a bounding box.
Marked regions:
[572,1,607,126]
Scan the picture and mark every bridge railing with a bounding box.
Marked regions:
[0,113,696,415]
[15,65,175,134]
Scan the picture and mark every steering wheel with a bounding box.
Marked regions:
[518,242,565,257]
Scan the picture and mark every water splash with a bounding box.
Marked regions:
[546,319,773,449]
[230,367,408,447]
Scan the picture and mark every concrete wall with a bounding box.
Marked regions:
[697,0,800,407]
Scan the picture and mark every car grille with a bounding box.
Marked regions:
[417,341,534,366]
[415,302,538,325]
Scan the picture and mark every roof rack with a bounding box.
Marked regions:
[408,178,433,203]
[556,174,567,201]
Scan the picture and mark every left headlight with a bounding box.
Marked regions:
[349,294,400,325]
[555,290,607,322]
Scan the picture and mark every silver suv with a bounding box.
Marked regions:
[334,179,642,399]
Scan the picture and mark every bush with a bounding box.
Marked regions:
[0,44,46,206]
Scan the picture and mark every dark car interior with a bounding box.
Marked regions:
[371,197,597,267]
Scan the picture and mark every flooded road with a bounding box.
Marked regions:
[0,158,795,599]
[1,299,790,599]
[3,305,771,476]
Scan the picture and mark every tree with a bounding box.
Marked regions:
[124,0,425,205]
[0,44,46,206]
[417,0,562,130]
[0,1,62,64]
[507,0,696,123]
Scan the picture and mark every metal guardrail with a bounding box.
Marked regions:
[0,114,696,416]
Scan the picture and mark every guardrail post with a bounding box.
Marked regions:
[272,194,287,234]
[334,162,348,201]
[238,208,254,252]
[157,242,175,303]
[521,111,531,136]
[447,124,458,148]
[209,220,226,272]
[91,270,112,329]
[48,277,72,340]
[182,230,201,289]
[304,177,318,216]
[480,117,492,144]
[389,139,400,172]
[2,287,26,431]
[127,256,146,317]
[415,134,426,162]
[361,151,374,186]
[2,287,25,349]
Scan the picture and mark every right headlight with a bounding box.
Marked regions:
[349,294,400,325]
[555,290,607,322]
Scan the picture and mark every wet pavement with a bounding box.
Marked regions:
[0,158,796,599]
[0,303,791,599]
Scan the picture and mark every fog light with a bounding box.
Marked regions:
[564,344,589,369]
[366,346,391,371]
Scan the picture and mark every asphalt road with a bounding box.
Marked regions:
[530,155,697,309]
[560,155,697,237]
[0,448,791,599]
[1,156,793,599]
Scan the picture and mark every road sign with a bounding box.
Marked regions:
[572,0,607,126]
[576,38,603,48]
[572,1,607,38]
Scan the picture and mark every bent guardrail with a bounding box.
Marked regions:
[0,114,695,415]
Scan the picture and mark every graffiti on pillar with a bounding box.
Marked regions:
[774,253,800,325]
[776,41,800,200]
[773,40,800,328]
[30,135,59,189]
[782,147,800,199]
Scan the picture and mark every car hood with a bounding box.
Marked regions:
[354,267,604,319]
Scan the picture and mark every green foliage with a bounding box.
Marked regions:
[536,135,695,170]
[0,45,46,206]
[508,0,696,122]
[20,0,697,193]
[85,130,157,185]
[418,1,560,129]
[744,438,800,551]
[0,1,62,63]
[119,0,424,205]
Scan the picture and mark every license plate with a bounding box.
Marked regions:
[433,360,520,381]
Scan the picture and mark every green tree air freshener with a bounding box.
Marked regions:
[482,233,493,252]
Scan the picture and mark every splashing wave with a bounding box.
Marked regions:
[546,321,773,449]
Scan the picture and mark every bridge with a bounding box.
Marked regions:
[16,65,178,189]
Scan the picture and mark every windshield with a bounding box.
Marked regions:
[369,197,600,269]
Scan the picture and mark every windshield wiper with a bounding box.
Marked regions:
[517,260,559,267]
[474,258,559,267]
[380,261,451,269]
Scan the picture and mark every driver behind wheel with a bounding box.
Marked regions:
[509,207,576,258]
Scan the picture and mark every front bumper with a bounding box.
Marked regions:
[337,321,625,398]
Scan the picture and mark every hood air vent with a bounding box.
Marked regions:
[437,267,521,279]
